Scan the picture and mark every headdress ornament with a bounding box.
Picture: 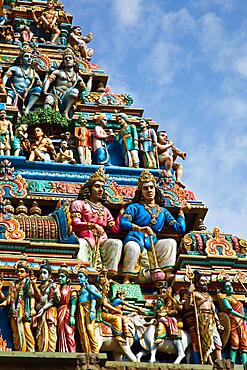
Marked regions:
[116,112,129,122]
[137,170,157,190]
[86,166,109,186]
[58,263,70,276]
[77,113,87,125]
[15,255,29,271]
[96,113,106,124]
[61,47,76,59]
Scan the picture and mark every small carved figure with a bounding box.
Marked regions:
[32,0,60,43]
[13,123,28,156]
[32,259,59,352]
[120,170,186,283]
[112,289,145,315]
[2,47,42,113]
[57,265,77,352]
[29,127,57,162]
[115,113,139,168]
[156,131,186,188]
[0,259,35,351]
[97,269,130,343]
[185,271,223,364]
[0,109,13,155]
[56,140,76,164]
[93,114,114,165]
[218,280,247,365]
[43,48,90,119]
[76,268,102,353]
[67,26,94,60]
[154,287,183,344]
[70,167,122,272]
[75,114,92,165]
[138,118,157,168]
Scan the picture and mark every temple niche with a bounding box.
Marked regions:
[0,1,246,370]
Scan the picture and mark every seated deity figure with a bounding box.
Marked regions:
[0,259,35,352]
[29,126,57,162]
[31,260,59,352]
[120,170,187,283]
[43,48,91,119]
[76,268,102,353]
[97,269,131,343]
[70,167,122,274]
[32,0,60,44]
[115,112,139,168]
[93,113,115,165]
[156,131,186,188]
[74,114,92,165]
[0,109,14,155]
[2,47,42,114]
[67,26,94,60]
[56,140,76,164]
[155,286,183,344]
[138,118,157,169]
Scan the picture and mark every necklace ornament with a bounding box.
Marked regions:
[142,202,161,225]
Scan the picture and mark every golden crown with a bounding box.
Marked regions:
[137,170,157,190]
[86,166,109,186]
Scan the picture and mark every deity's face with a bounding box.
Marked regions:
[34,127,44,138]
[63,54,75,68]
[158,131,168,144]
[80,117,87,126]
[140,119,147,130]
[117,116,126,127]
[141,181,156,203]
[58,271,68,286]
[17,267,28,281]
[74,27,82,35]
[0,110,6,119]
[22,52,32,67]
[90,180,104,202]
[60,140,68,151]
[198,276,208,292]
[100,117,107,127]
[224,282,234,295]
[39,267,50,282]
[78,272,88,285]
[47,0,54,9]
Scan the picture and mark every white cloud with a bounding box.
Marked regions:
[161,8,196,37]
[112,0,143,26]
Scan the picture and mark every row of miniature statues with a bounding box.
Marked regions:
[0,259,246,366]
[1,0,93,59]
[0,109,186,185]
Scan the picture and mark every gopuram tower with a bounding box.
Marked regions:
[0,1,246,369]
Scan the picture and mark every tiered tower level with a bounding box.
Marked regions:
[0,1,246,369]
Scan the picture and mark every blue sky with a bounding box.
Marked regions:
[63,0,247,238]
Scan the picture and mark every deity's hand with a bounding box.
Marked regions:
[92,224,104,236]
[36,307,44,318]
[89,311,95,322]
[188,283,195,295]
[69,315,75,327]
[140,226,154,236]
[217,324,224,331]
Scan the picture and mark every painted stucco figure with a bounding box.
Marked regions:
[76,268,102,353]
[0,259,35,352]
[93,113,114,165]
[120,170,186,283]
[29,127,57,162]
[138,119,157,168]
[57,265,77,352]
[115,113,139,168]
[218,280,247,365]
[70,167,122,273]
[2,48,42,114]
[185,271,223,365]
[75,114,92,165]
[32,259,59,352]
[32,0,60,43]
[0,109,14,155]
[67,26,94,60]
